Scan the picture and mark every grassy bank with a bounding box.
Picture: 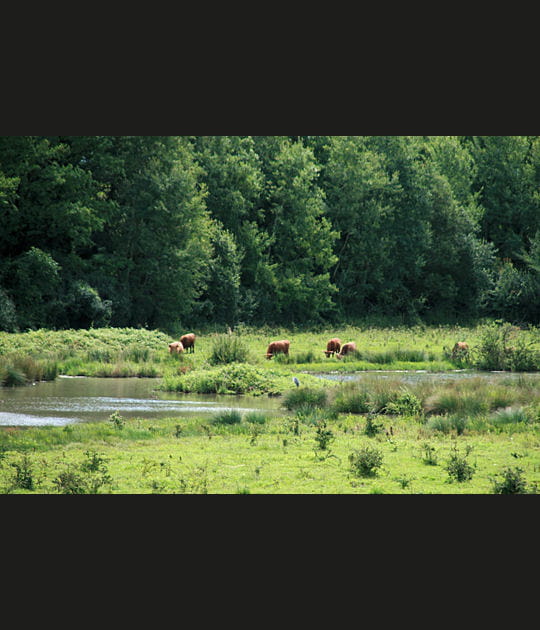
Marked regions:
[2,323,539,392]
[1,379,539,493]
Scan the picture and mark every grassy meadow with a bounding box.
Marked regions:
[1,323,539,493]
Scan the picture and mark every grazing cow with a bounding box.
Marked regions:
[451,341,469,360]
[180,333,196,353]
[169,341,184,354]
[324,338,342,358]
[266,340,291,360]
[336,342,357,360]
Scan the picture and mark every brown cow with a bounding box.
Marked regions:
[169,341,184,354]
[451,341,469,360]
[180,333,196,353]
[324,338,342,358]
[266,340,291,360]
[336,342,357,360]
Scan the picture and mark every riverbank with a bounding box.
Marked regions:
[2,323,539,393]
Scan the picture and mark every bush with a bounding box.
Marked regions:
[283,387,328,411]
[491,467,537,494]
[490,406,530,427]
[211,410,243,425]
[349,445,384,477]
[209,334,249,365]
[445,445,475,482]
[426,415,470,436]
[244,412,268,425]
[331,390,371,414]
[384,390,423,416]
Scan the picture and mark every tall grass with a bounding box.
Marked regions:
[209,335,250,365]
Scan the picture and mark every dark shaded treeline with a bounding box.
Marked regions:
[1,136,539,332]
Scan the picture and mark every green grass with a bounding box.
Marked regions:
[0,323,539,493]
[1,405,538,493]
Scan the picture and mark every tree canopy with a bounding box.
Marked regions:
[1,135,539,332]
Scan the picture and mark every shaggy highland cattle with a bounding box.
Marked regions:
[168,341,184,354]
[266,340,291,360]
[324,338,342,358]
[451,341,469,359]
[180,333,196,353]
[336,342,357,360]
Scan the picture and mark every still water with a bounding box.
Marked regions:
[0,376,284,427]
[1,371,539,427]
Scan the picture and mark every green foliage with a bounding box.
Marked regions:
[208,334,250,365]
[8,454,36,491]
[349,445,384,478]
[475,322,539,371]
[244,412,268,425]
[445,445,475,482]
[211,410,243,425]
[384,390,423,416]
[314,420,335,451]
[2,136,540,328]
[490,467,537,494]
[283,387,328,411]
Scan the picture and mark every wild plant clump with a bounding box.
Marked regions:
[490,467,537,494]
[209,334,250,365]
[445,445,475,482]
[283,387,328,410]
[349,445,384,477]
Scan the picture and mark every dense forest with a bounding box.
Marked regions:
[1,136,539,332]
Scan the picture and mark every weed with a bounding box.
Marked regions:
[283,387,328,410]
[445,444,475,482]
[9,454,35,490]
[244,411,268,425]
[211,409,242,425]
[364,414,384,437]
[109,411,125,430]
[420,442,438,466]
[384,390,423,416]
[349,445,384,477]
[209,334,250,365]
[490,406,530,427]
[314,420,335,451]
[490,467,538,494]
[395,475,415,490]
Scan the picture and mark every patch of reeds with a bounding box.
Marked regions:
[283,387,328,410]
[211,410,243,425]
[209,334,250,365]
[0,354,58,386]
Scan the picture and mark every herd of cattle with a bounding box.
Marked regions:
[168,334,469,362]
[168,334,357,360]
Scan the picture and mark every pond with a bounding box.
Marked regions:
[311,369,540,384]
[2,370,539,427]
[0,376,284,427]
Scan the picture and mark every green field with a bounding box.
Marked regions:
[1,324,539,494]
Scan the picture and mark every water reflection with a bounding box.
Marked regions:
[0,376,282,427]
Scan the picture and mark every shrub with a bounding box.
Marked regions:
[426,415,469,436]
[209,334,249,365]
[244,412,268,425]
[331,390,371,414]
[490,406,530,427]
[9,454,36,490]
[314,420,335,451]
[364,414,384,437]
[283,387,328,411]
[1,364,27,387]
[211,410,243,425]
[491,467,537,494]
[384,390,423,416]
[445,445,475,482]
[349,445,384,477]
